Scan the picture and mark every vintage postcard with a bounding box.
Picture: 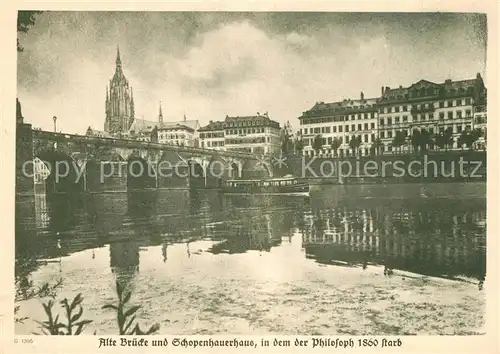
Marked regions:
[2,1,498,353]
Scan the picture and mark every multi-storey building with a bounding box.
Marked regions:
[127,104,200,145]
[298,92,378,157]
[199,121,225,150]
[377,73,487,153]
[198,112,281,155]
[473,84,487,150]
[223,113,281,155]
[104,46,135,135]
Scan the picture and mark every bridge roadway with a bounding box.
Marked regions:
[16,123,276,197]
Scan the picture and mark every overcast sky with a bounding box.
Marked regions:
[17,12,487,134]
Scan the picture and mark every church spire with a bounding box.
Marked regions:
[158,101,163,123]
[116,45,122,68]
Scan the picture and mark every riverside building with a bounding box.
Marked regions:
[377,73,487,153]
[199,113,281,155]
[298,92,379,157]
[298,73,487,156]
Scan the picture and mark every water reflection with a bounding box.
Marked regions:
[304,188,486,280]
[15,183,486,307]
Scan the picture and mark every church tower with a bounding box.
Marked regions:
[105,46,135,135]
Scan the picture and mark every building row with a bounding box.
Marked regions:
[87,46,282,155]
[88,46,487,157]
[299,74,487,156]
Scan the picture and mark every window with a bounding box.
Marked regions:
[428,113,434,120]
[387,117,392,125]
[388,131,393,138]
[364,123,368,130]
[395,116,400,123]
[351,124,355,131]
[364,134,368,142]
[346,136,350,143]
[333,126,337,133]
[358,124,362,130]
[403,116,408,122]
[327,137,332,144]
[457,111,462,118]
[403,105,408,112]
[380,118,385,126]
[345,125,349,132]
[457,125,463,133]
[447,100,453,107]
[439,112,444,119]
[339,126,343,133]
[456,99,462,106]
[465,98,472,105]
[395,106,400,113]
[448,112,453,119]
[325,127,331,133]
[371,123,375,129]
[466,109,471,117]
[381,131,385,138]
[304,128,308,134]
[439,101,444,108]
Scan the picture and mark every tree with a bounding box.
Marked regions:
[330,137,342,157]
[468,128,483,150]
[392,131,406,154]
[457,130,468,150]
[410,130,421,153]
[371,137,383,156]
[280,121,293,154]
[17,11,43,52]
[312,134,323,156]
[294,138,304,155]
[419,130,432,152]
[348,135,362,156]
[433,133,445,151]
[443,127,454,151]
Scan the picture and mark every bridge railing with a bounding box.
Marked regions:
[32,130,264,160]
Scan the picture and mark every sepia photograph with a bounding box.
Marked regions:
[14,10,488,338]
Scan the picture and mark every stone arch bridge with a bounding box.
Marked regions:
[16,124,276,196]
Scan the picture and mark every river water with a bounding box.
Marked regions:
[15,183,486,335]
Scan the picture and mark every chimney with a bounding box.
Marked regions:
[381,86,384,96]
[399,85,402,89]
[445,79,452,85]
[385,86,390,92]
[209,120,213,124]
[257,112,260,116]
[360,91,364,100]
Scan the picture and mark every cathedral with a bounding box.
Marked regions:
[104,46,135,135]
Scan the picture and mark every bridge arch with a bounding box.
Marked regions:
[127,155,157,190]
[35,150,85,194]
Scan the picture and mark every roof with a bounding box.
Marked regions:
[128,118,199,133]
[223,114,280,128]
[199,121,225,131]
[380,74,484,102]
[301,96,378,117]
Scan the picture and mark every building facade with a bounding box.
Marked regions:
[298,73,487,156]
[127,104,200,146]
[198,113,281,155]
[105,46,135,136]
[199,121,225,150]
[298,92,379,157]
[377,73,487,153]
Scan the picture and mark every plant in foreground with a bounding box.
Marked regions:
[102,281,160,335]
[35,293,93,335]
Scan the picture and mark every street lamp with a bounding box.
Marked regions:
[53,116,57,132]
